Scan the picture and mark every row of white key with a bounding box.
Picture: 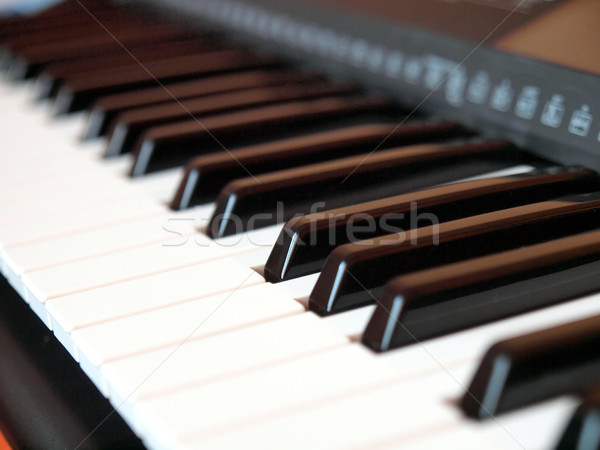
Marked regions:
[0,75,593,449]
[130,294,600,448]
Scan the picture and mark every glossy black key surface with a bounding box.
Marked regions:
[53,51,280,114]
[0,1,130,56]
[129,96,398,177]
[459,314,600,419]
[264,167,599,282]
[0,9,70,41]
[208,140,536,238]
[556,388,600,450]
[32,34,222,97]
[0,2,126,68]
[105,82,359,156]
[2,7,139,54]
[171,121,469,209]
[311,192,600,316]
[11,25,202,81]
[83,70,323,139]
[362,228,600,353]
[0,0,103,40]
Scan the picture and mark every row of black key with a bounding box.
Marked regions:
[2,1,600,444]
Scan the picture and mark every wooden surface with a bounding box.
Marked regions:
[495,0,600,75]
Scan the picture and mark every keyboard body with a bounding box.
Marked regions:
[1,0,600,448]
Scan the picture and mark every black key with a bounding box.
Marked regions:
[208,140,537,238]
[556,387,600,450]
[105,82,359,156]
[0,2,121,66]
[2,8,131,52]
[129,96,398,177]
[0,4,75,40]
[172,121,469,209]
[53,51,280,114]
[459,314,600,419]
[32,37,222,97]
[34,38,227,98]
[2,16,103,46]
[265,167,599,283]
[0,1,125,46]
[362,226,600,353]
[311,192,600,317]
[83,70,323,139]
[2,1,171,47]
[11,25,203,81]
[0,0,102,40]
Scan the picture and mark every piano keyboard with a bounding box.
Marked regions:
[2,1,600,448]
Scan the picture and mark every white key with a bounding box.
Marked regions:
[49,269,311,366]
[396,397,577,450]
[0,141,118,185]
[44,256,265,332]
[0,151,121,195]
[0,135,84,165]
[97,310,339,400]
[134,344,399,441]
[0,181,143,227]
[141,359,471,449]
[0,82,37,108]
[0,138,101,170]
[0,143,95,172]
[27,134,117,167]
[322,305,376,338]
[122,167,184,204]
[0,136,93,164]
[73,282,307,367]
[44,157,178,203]
[6,211,203,277]
[19,222,280,300]
[167,296,600,449]
[0,126,71,148]
[46,112,90,137]
[0,196,165,249]
[0,144,102,186]
[0,168,119,208]
[273,272,321,300]
[0,110,57,129]
[0,112,58,139]
[0,133,119,183]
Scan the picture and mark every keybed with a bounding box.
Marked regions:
[1,1,600,448]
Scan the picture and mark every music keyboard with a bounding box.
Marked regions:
[2,1,600,448]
